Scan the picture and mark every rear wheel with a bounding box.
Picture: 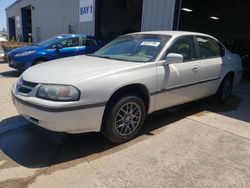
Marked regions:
[213,75,233,104]
[102,95,146,143]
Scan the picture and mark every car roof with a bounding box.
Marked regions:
[128,31,217,40]
[57,34,94,38]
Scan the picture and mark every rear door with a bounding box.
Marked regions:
[194,36,224,96]
[57,37,81,58]
[80,37,99,54]
[156,36,203,110]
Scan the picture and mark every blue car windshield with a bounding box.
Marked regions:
[92,34,171,62]
[36,36,63,46]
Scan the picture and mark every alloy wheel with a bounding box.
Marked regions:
[115,102,142,136]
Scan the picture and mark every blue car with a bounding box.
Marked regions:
[7,34,103,71]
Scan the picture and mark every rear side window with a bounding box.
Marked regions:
[167,36,195,61]
[196,36,223,58]
[60,37,79,48]
[82,37,97,47]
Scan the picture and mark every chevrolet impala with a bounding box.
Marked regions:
[12,31,243,143]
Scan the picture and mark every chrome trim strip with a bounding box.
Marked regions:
[151,77,220,96]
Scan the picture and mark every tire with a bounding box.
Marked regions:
[102,95,146,144]
[213,75,233,104]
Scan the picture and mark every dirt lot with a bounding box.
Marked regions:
[0,62,250,188]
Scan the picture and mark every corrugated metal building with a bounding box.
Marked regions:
[6,0,177,43]
[5,0,250,65]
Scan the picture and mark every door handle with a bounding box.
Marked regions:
[192,65,200,73]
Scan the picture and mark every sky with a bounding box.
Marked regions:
[0,0,16,30]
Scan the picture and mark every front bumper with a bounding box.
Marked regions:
[7,55,31,71]
[12,92,106,134]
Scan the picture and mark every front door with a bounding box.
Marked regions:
[155,36,202,111]
[79,37,100,54]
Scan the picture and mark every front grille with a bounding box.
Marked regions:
[22,80,38,88]
[17,79,38,94]
[18,87,32,94]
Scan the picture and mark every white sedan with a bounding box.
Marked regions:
[12,31,243,143]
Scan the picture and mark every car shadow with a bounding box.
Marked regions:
[0,70,22,78]
[1,97,243,169]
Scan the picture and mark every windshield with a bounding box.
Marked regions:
[36,36,63,46]
[92,34,171,62]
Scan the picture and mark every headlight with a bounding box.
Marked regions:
[15,51,37,57]
[37,84,80,101]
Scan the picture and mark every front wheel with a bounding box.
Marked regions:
[102,95,146,144]
[213,75,233,104]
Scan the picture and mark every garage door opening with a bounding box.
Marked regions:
[8,17,16,40]
[95,0,143,42]
[21,5,32,42]
[178,0,250,78]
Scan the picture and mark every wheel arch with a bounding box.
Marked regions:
[217,71,235,91]
[101,83,150,130]
[101,83,150,139]
[105,83,151,112]
[224,71,235,82]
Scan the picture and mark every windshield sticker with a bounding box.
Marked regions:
[140,41,160,47]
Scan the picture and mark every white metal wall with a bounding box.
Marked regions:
[141,0,176,31]
[6,0,176,42]
[6,0,96,43]
[33,0,95,42]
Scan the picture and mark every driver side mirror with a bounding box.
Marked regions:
[164,53,184,65]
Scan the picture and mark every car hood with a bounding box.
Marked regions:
[22,55,144,84]
[9,45,47,55]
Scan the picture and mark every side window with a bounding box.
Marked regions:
[219,43,226,57]
[166,36,195,61]
[196,36,222,58]
[82,38,97,47]
[60,37,79,48]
